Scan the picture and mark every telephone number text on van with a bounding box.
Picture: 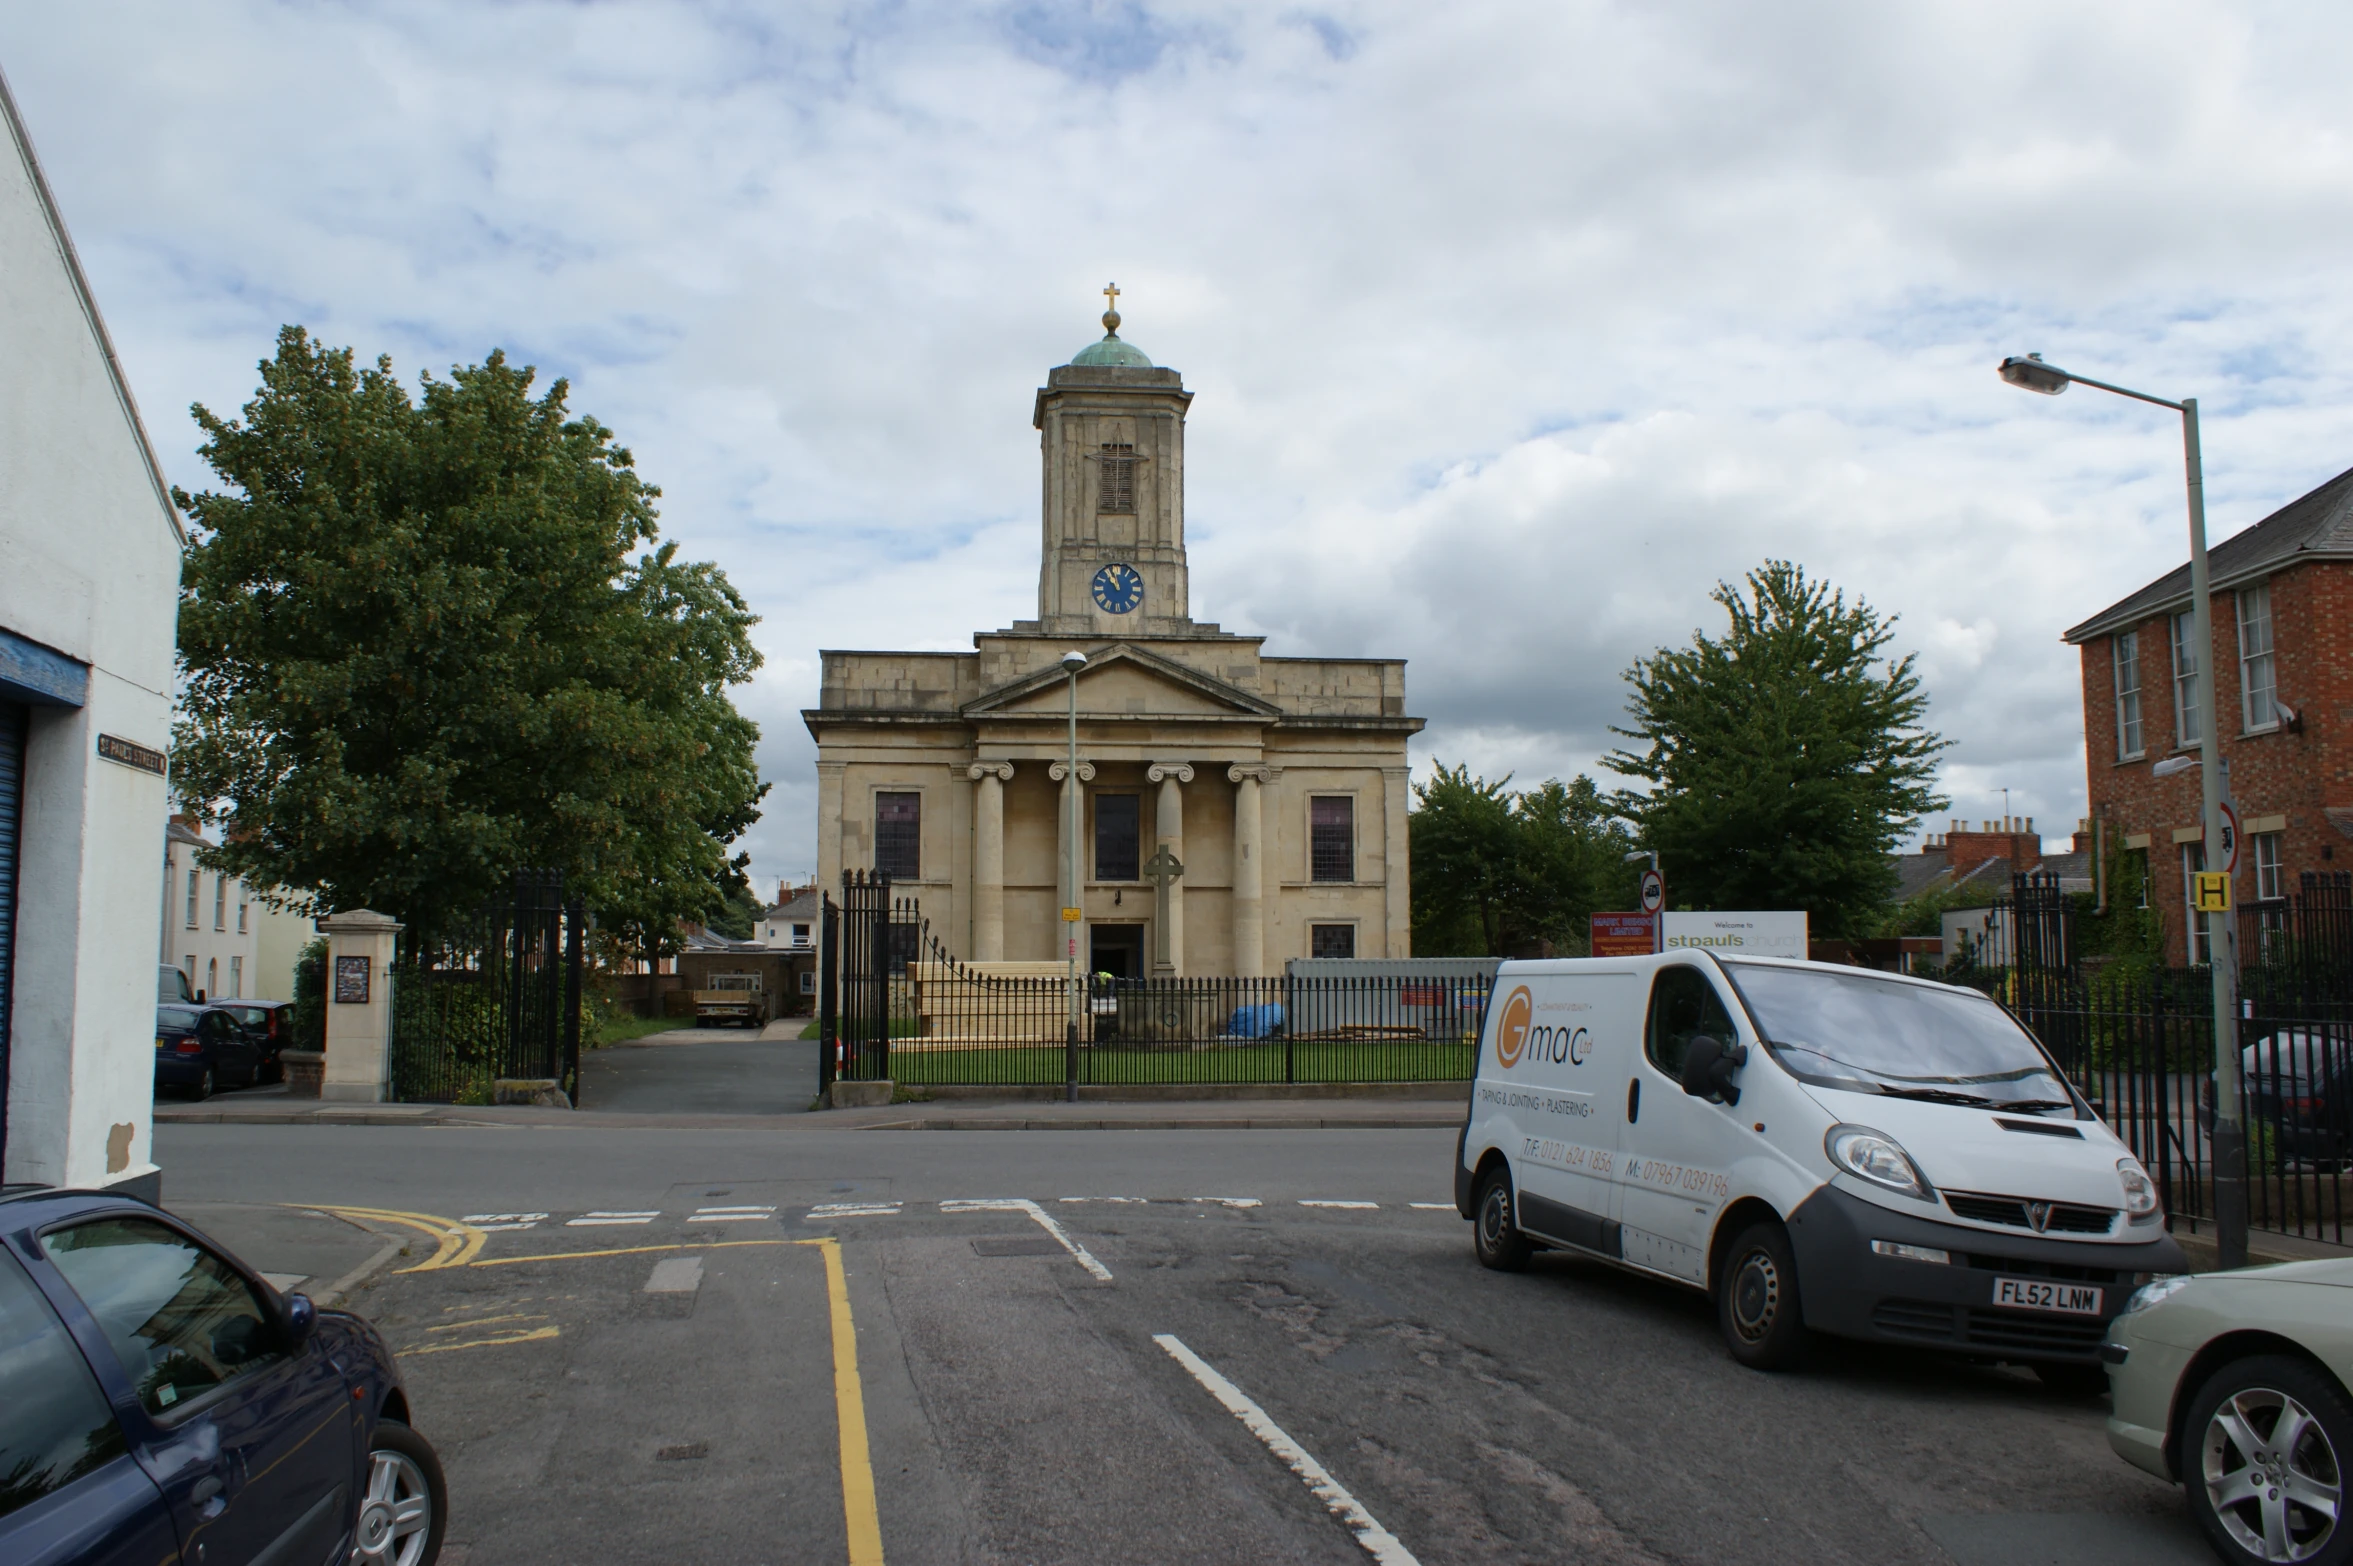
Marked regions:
[1625,1157,1730,1201]
[1523,1136,1613,1175]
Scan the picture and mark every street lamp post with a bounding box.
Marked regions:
[1999,353,2247,1270]
[1060,650,1087,1103]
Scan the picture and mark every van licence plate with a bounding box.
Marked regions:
[1991,1277,2102,1315]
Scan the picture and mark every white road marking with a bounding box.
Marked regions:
[1057,1196,1146,1204]
[689,1206,777,1223]
[806,1202,902,1220]
[644,1256,704,1294]
[462,1213,548,1231]
[1407,1203,1456,1211]
[940,1198,1114,1282]
[1299,1200,1379,1210]
[1192,1197,1263,1208]
[567,1211,660,1227]
[1154,1334,1419,1565]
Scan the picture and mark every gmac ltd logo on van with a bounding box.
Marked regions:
[1492,985,1589,1069]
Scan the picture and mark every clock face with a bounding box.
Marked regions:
[1091,563,1145,614]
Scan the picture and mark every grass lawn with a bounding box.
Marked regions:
[882,1039,1474,1087]
[591,1014,700,1047]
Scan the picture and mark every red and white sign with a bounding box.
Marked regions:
[1590,912,1658,958]
[1639,870,1665,914]
[2218,801,2240,875]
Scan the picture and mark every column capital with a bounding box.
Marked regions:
[1147,761,1195,784]
[1048,760,1097,782]
[1227,764,1280,785]
[965,760,1016,782]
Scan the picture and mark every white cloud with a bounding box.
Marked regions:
[6,0,2351,891]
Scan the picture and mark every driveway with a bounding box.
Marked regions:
[579,1023,820,1115]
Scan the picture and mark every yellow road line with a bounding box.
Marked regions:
[405,1325,561,1356]
[425,1313,547,1333]
[811,1234,885,1566]
[467,1238,793,1267]
[294,1204,486,1271]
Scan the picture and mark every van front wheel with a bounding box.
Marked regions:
[1472,1169,1533,1273]
[1717,1221,1806,1370]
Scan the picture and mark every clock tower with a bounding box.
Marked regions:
[1032,286,1197,637]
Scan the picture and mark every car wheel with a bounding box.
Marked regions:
[187,1067,214,1102]
[260,1057,285,1085]
[354,1419,448,1566]
[1717,1220,1807,1371]
[2033,1361,2110,1398]
[2184,1354,2350,1566]
[1471,1167,1533,1272]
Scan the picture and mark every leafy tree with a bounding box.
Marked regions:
[1605,561,1947,940]
[172,327,766,950]
[1411,763,1637,955]
[704,882,767,941]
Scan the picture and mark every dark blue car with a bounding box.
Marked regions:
[0,1184,445,1565]
[154,1005,262,1100]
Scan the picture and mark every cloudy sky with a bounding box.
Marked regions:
[7,1,2351,893]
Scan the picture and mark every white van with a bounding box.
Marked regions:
[1453,952,2188,1385]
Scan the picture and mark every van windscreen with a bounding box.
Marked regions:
[1719,962,2073,1112]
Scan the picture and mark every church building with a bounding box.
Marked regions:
[805,296,1423,976]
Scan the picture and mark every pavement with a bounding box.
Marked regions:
[153,1118,2220,1566]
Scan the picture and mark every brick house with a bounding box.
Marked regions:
[2063,463,2353,964]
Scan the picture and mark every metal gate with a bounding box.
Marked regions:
[388,870,584,1104]
[822,871,925,1085]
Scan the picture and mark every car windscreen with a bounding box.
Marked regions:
[1719,961,2074,1112]
[156,1007,201,1031]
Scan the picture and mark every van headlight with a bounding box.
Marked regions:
[1825,1125,1935,1201]
[2116,1157,2161,1218]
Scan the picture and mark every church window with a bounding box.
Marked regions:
[874,792,921,880]
[1311,924,1356,959]
[1094,793,1140,881]
[1310,797,1355,883]
[1097,443,1137,513]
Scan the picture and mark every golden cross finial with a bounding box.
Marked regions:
[1103,281,1120,311]
[1100,281,1122,335]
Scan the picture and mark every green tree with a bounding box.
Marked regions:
[1605,561,1947,940]
[1410,763,1636,955]
[704,882,766,942]
[172,327,766,949]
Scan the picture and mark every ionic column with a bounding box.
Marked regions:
[966,761,1015,961]
[1048,759,1096,963]
[1228,765,1278,977]
[1148,762,1193,975]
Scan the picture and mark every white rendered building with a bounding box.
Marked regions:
[1,70,183,1199]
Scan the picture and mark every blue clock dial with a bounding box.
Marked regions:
[1091,563,1145,614]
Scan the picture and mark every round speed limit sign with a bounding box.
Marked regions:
[1639,869,1665,914]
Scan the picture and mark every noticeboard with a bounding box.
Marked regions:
[333,954,371,1004]
[1589,912,1658,958]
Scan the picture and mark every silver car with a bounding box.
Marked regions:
[2106,1258,2353,1564]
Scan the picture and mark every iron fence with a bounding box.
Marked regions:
[389,870,584,1104]
[827,910,1489,1087]
[1950,871,2353,1246]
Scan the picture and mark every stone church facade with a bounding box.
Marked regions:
[805,304,1422,976]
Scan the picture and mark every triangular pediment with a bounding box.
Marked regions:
[965,643,1280,721]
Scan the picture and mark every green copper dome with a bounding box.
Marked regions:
[1071,306,1152,368]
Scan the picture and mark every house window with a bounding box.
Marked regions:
[1094,793,1140,882]
[183,956,196,991]
[236,885,248,934]
[2181,841,2211,965]
[213,875,227,932]
[229,956,242,999]
[2253,829,2289,958]
[2112,630,2144,758]
[1310,797,1355,883]
[1310,923,1356,959]
[185,869,199,929]
[205,958,217,1000]
[2238,583,2276,731]
[874,792,921,880]
[801,970,817,995]
[2170,610,2202,747]
[1097,443,1137,513]
[793,923,811,947]
[2129,847,2150,909]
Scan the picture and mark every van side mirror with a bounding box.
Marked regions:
[1679,1036,1747,1105]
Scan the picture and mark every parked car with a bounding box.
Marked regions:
[1458,954,2186,1388]
[2199,1029,2353,1172]
[0,1183,447,1565]
[2104,1258,2353,1566]
[156,965,192,1004]
[214,1000,298,1084]
[153,1005,263,1100]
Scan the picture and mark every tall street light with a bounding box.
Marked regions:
[1060,649,1086,1103]
[1998,353,2246,1270]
